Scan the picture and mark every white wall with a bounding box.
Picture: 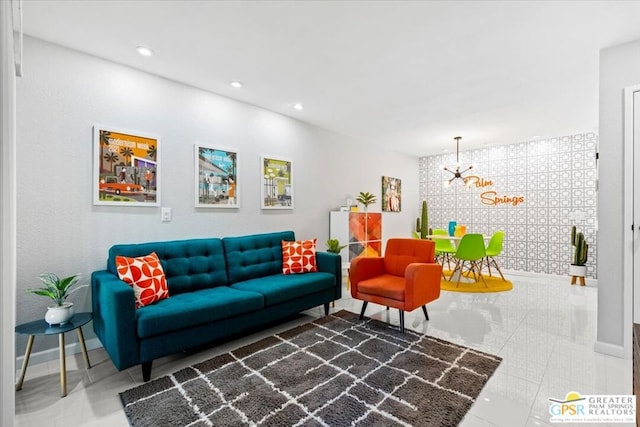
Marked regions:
[597,38,640,357]
[15,37,419,355]
[1,1,17,424]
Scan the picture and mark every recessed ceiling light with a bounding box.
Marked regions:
[293,103,303,111]
[230,81,243,88]
[136,46,153,57]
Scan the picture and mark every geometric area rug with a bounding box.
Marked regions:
[120,309,502,426]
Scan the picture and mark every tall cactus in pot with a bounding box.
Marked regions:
[570,225,588,266]
[415,200,429,239]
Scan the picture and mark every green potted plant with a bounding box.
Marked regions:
[26,273,86,325]
[569,226,588,285]
[356,191,377,211]
[326,239,347,254]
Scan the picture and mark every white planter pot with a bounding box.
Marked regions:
[569,264,587,277]
[45,302,74,326]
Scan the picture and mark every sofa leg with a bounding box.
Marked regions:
[324,302,330,316]
[422,305,429,321]
[142,361,152,382]
[359,301,368,319]
[399,310,405,333]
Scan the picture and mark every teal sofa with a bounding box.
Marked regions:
[91,231,341,381]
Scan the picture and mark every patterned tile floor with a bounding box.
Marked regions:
[14,272,632,426]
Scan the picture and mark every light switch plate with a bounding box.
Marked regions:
[161,207,172,222]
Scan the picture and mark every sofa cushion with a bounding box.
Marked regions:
[108,238,228,295]
[281,239,318,274]
[136,286,264,338]
[223,231,295,283]
[231,272,335,306]
[115,252,169,308]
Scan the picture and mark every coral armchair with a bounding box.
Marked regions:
[349,238,442,332]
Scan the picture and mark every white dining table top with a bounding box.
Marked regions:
[424,234,490,240]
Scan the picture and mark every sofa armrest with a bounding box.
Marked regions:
[316,251,342,299]
[404,263,442,310]
[349,257,385,297]
[91,270,139,370]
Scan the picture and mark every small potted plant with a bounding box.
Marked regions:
[326,239,347,254]
[356,191,377,211]
[25,273,86,325]
[569,226,588,285]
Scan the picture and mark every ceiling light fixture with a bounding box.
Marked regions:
[441,136,474,186]
[293,103,303,111]
[136,46,153,57]
[230,81,243,88]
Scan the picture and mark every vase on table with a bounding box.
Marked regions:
[448,221,457,236]
[45,302,75,326]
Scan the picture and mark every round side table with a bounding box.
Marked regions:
[15,312,93,397]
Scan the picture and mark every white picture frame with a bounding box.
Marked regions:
[261,155,293,210]
[92,125,160,207]
[194,144,239,208]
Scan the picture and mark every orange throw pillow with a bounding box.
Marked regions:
[115,252,169,308]
[282,239,318,274]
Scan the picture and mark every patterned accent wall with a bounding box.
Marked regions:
[419,132,598,279]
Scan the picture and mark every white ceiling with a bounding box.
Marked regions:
[18,0,640,156]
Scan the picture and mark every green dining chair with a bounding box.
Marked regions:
[432,228,456,272]
[449,233,487,287]
[484,231,505,280]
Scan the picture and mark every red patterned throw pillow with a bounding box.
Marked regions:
[115,252,169,308]
[282,239,318,274]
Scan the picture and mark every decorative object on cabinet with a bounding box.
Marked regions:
[261,156,293,209]
[194,144,238,208]
[93,125,160,206]
[329,211,382,268]
[381,176,401,212]
[569,225,588,285]
[356,191,376,211]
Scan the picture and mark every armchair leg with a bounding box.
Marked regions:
[399,310,405,333]
[324,302,330,316]
[422,305,429,321]
[359,301,368,320]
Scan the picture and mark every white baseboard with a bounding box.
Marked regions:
[594,340,630,359]
[15,338,103,368]
[501,269,598,287]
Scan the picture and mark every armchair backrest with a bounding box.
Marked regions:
[384,238,435,276]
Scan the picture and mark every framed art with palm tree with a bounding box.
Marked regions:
[195,144,239,208]
[93,125,160,206]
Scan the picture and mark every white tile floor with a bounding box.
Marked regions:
[14,272,633,426]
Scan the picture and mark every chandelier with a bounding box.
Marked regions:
[442,136,473,186]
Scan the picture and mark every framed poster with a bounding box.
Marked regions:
[194,144,238,208]
[261,155,293,209]
[93,125,160,206]
[382,176,401,212]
